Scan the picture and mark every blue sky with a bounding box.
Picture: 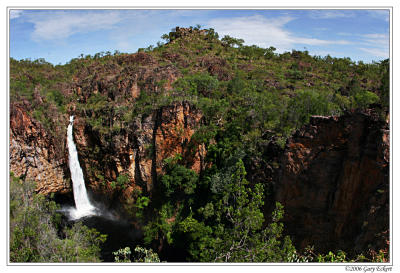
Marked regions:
[9,9,390,65]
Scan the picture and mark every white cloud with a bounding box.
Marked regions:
[363,33,387,39]
[208,15,293,51]
[24,9,196,46]
[207,15,351,53]
[359,47,388,58]
[26,10,124,41]
[357,33,389,59]
[337,32,353,36]
[293,37,351,46]
[116,40,131,51]
[308,10,355,19]
[10,10,23,20]
[361,33,389,46]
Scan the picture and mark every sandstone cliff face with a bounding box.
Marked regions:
[64,52,204,203]
[10,100,205,206]
[9,104,70,194]
[10,51,204,206]
[275,110,389,255]
[72,101,205,203]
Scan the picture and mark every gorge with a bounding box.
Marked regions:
[9,27,390,263]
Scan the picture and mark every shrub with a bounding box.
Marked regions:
[113,246,160,262]
[9,174,106,262]
[354,90,380,109]
[116,174,130,189]
[161,156,198,197]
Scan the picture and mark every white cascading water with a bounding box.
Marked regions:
[67,115,97,220]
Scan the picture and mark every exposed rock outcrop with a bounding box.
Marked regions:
[73,53,181,105]
[9,100,205,206]
[9,104,70,194]
[275,110,389,255]
[72,101,205,203]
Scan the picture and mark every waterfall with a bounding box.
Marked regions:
[67,115,97,220]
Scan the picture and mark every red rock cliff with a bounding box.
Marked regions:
[275,110,389,255]
[9,103,69,194]
[71,101,205,203]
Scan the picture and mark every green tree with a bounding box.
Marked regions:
[161,155,198,198]
[143,202,177,246]
[354,90,380,109]
[173,72,219,97]
[239,45,269,60]
[116,174,130,189]
[9,174,106,262]
[133,246,161,262]
[182,159,296,262]
[113,246,132,262]
[113,246,160,262]
[221,35,244,48]
[285,89,338,129]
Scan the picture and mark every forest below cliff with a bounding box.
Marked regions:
[9,26,390,263]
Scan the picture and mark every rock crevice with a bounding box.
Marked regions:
[275,110,389,254]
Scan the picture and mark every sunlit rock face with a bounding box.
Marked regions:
[275,110,389,255]
[9,51,205,208]
[9,103,70,195]
[73,101,205,203]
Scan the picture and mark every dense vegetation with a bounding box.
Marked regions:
[9,26,389,263]
[9,173,107,262]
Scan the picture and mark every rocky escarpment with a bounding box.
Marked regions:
[67,54,205,204]
[9,103,70,194]
[9,50,206,208]
[275,110,389,256]
[9,99,205,209]
[9,97,390,258]
[72,100,205,204]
